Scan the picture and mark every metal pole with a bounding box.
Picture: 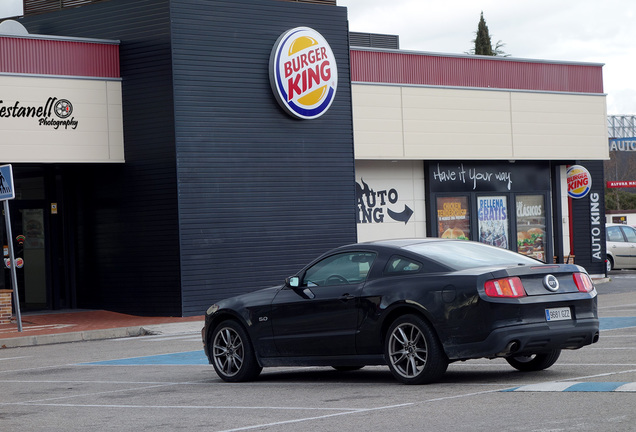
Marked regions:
[3,200,22,332]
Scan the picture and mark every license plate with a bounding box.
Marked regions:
[545,307,571,321]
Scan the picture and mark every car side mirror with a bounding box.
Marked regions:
[286,276,300,288]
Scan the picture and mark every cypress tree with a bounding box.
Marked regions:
[474,12,493,56]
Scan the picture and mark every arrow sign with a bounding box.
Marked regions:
[388,205,413,224]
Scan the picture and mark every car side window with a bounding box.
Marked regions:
[607,226,624,242]
[303,252,376,287]
[622,226,636,243]
[385,256,422,275]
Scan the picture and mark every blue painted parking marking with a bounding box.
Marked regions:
[504,382,636,392]
[599,316,636,330]
[81,350,208,366]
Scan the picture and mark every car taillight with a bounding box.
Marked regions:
[573,272,595,293]
[484,277,527,298]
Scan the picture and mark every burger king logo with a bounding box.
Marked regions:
[269,27,337,119]
[567,165,592,199]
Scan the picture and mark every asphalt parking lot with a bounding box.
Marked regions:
[1,273,635,431]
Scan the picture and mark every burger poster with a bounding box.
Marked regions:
[516,195,546,261]
[437,197,470,240]
[477,196,509,248]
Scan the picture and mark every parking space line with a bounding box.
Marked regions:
[505,382,636,392]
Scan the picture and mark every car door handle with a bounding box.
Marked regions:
[340,294,355,301]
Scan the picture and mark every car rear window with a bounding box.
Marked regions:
[623,226,636,242]
[403,241,538,270]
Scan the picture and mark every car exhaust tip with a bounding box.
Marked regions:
[592,332,600,343]
[496,340,520,357]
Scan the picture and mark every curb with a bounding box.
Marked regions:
[1,326,148,349]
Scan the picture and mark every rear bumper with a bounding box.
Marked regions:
[444,318,600,360]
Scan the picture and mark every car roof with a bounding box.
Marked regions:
[355,238,450,248]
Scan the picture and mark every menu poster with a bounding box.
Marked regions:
[477,196,509,248]
[436,196,470,240]
[516,195,546,261]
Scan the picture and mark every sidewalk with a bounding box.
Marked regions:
[0,310,204,349]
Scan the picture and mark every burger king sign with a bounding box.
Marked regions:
[566,165,592,199]
[269,27,337,119]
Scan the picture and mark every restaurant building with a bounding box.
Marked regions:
[0,0,608,317]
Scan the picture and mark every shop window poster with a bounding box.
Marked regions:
[516,195,546,262]
[436,196,470,240]
[477,196,508,248]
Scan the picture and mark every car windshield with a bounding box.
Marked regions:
[404,241,539,270]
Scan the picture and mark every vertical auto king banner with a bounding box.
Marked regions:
[569,162,606,274]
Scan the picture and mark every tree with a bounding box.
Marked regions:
[468,12,509,57]
[474,12,493,55]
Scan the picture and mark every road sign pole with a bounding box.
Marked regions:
[3,200,22,332]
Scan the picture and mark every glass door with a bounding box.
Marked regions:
[5,207,48,310]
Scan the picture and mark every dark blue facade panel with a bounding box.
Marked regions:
[171,0,357,315]
[22,0,182,316]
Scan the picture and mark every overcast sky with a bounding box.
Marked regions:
[339,0,635,115]
[0,0,22,20]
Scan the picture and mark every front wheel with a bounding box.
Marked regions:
[506,349,561,372]
[210,320,262,382]
[606,257,614,273]
[385,314,448,384]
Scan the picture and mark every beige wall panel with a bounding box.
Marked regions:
[352,85,404,158]
[402,87,514,159]
[106,81,125,160]
[404,132,514,159]
[0,75,124,163]
[511,93,608,160]
[352,83,607,161]
[0,143,110,162]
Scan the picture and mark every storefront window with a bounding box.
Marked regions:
[436,196,470,240]
[477,196,509,248]
[516,195,546,262]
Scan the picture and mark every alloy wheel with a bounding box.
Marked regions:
[212,326,245,378]
[387,322,428,379]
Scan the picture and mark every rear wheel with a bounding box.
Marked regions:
[385,314,448,384]
[506,349,561,372]
[606,257,614,273]
[210,320,262,382]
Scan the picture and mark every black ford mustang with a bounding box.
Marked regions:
[202,239,599,384]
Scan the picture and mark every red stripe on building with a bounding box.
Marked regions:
[350,50,603,94]
[0,36,120,78]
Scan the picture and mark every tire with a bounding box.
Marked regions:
[606,257,614,273]
[385,314,448,385]
[506,349,561,372]
[210,320,262,382]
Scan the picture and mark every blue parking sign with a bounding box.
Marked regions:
[0,164,15,200]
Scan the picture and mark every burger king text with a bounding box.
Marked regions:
[283,47,332,100]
